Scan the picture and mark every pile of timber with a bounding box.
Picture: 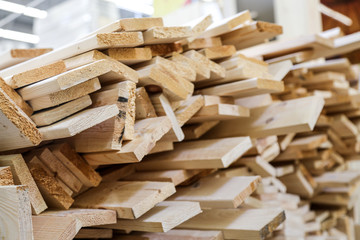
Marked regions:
[1,9,360,240]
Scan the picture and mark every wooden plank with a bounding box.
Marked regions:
[63,50,139,83]
[136,137,252,170]
[0,87,42,151]
[199,45,236,60]
[171,52,210,81]
[314,171,360,188]
[199,10,252,38]
[49,143,102,187]
[84,17,164,35]
[18,60,117,100]
[124,170,201,186]
[137,64,194,101]
[329,114,358,138]
[146,42,183,57]
[0,166,14,186]
[0,154,47,215]
[115,230,223,240]
[39,104,119,140]
[0,77,33,116]
[31,95,92,127]
[187,103,249,124]
[204,96,324,138]
[235,155,276,177]
[279,166,314,198]
[27,156,74,210]
[185,37,222,50]
[7,60,66,89]
[221,21,283,49]
[0,185,33,240]
[170,176,260,208]
[73,181,175,219]
[100,201,202,232]
[105,48,152,65]
[153,93,184,141]
[197,78,284,98]
[26,148,83,193]
[75,228,112,239]
[100,164,135,182]
[32,215,78,240]
[41,209,116,229]
[142,26,192,45]
[99,81,136,140]
[183,121,220,140]
[28,77,101,111]
[135,87,157,120]
[83,116,172,165]
[183,50,225,79]
[149,141,174,154]
[288,134,327,151]
[178,208,285,240]
[0,32,144,79]
[0,48,52,69]
[71,83,134,152]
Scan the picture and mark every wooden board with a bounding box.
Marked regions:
[0,154,47,215]
[28,77,101,111]
[32,215,78,240]
[197,78,284,98]
[187,103,249,124]
[39,104,119,140]
[49,143,102,187]
[82,116,172,165]
[26,148,83,193]
[183,121,220,140]
[84,17,163,36]
[99,201,202,232]
[146,42,183,57]
[204,96,324,138]
[124,170,201,186]
[136,137,252,170]
[314,171,360,188]
[199,45,236,60]
[185,37,222,50]
[142,26,192,45]
[0,48,52,69]
[0,32,144,79]
[30,95,92,127]
[114,230,223,240]
[0,185,33,240]
[0,87,42,151]
[171,52,210,81]
[169,176,261,208]
[279,166,314,198]
[178,208,285,240]
[199,10,252,38]
[75,228,112,239]
[41,208,116,229]
[27,156,74,210]
[105,48,152,65]
[221,21,283,50]
[73,181,175,219]
[17,59,117,100]
[0,77,33,116]
[0,166,14,186]
[135,87,157,120]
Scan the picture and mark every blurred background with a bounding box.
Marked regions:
[0,0,359,52]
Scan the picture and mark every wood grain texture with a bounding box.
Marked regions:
[178,208,285,240]
[100,201,202,232]
[204,96,324,138]
[0,166,14,186]
[0,154,47,215]
[74,181,175,219]
[169,176,261,208]
[0,185,33,240]
[49,143,102,187]
[136,137,252,170]
[32,215,78,240]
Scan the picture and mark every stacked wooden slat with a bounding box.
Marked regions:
[1,9,360,240]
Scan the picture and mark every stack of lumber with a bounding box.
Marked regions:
[1,9,360,240]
